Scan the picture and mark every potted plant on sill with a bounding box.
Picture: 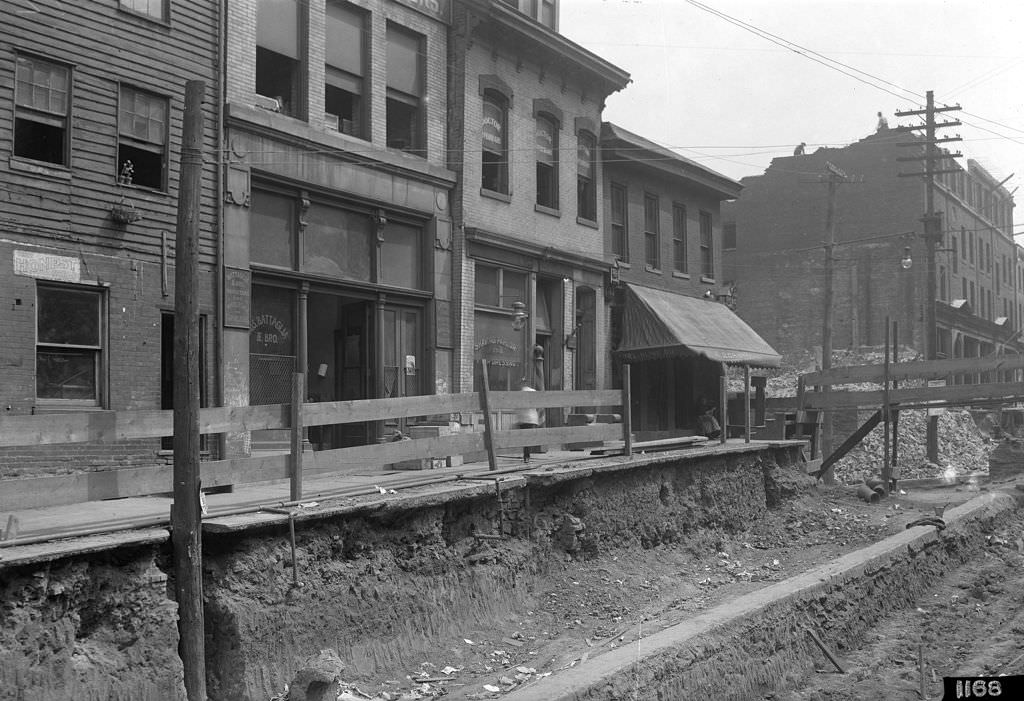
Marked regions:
[111,161,143,224]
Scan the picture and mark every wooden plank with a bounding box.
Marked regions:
[765,396,801,411]
[803,355,1024,386]
[484,389,623,411]
[479,361,499,471]
[811,410,882,480]
[803,381,1024,410]
[303,393,480,427]
[302,433,487,476]
[491,424,622,450]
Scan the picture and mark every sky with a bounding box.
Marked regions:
[559,0,1024,239]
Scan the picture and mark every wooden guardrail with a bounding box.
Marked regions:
[800,356,1024,411]
[0,384,629,512]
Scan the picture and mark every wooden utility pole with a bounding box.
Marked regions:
[820,161,847,482]
[171,79,207,701]
[895,91,962,463]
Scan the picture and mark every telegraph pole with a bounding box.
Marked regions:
[172,79,207,701]
[895,90,962,463]
[820,160,847,481]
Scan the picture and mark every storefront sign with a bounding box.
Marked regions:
[251,313,292,354]
[13,250,81,283]
[482,101,504,150]
[224,267,251,329]
[393,0,449,23]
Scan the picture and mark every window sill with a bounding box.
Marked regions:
[9,157,72,180]
[615,260,631,269]
[672,271,691,279]
[117,6,172,28]
[480,188,512,203]
[32,403,105,413]
[118,182,171,198]
[576,215,599,229]
[701,276,716,284]
[645,265,662,275]
[535,203,561,217]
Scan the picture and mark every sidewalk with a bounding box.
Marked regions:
[2,439,776,567]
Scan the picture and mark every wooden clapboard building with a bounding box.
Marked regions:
[0,0,221,473]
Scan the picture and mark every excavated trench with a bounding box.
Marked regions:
[2,442,1018,701]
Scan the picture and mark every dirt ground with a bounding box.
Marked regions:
[282,478,1003,701]
[771,509,1024,701]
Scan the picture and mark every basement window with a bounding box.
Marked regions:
[14,54,70,167]
[118,85,168,190]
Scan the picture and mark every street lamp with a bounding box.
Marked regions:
[900,246,913,270]
[511,300,530,385]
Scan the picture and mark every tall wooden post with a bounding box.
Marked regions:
[621,363,632,457]
[719,363,728,444]
[171,79,207,701]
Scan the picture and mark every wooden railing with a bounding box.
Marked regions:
[799,356,1024,411]
[0,382,630,512]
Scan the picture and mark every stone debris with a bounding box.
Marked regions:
[760,348,995,484]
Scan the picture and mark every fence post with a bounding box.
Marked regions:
[744,364,751,443]
[479,360,499,471]
[290,371,304,501]
[719,363,728,444]
[621,363,632,457]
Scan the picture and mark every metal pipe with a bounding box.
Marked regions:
[857,484,881,503]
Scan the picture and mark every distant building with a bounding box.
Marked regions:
[723,131,1022,370]
[600,123,779,436]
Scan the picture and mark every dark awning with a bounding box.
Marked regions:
[617,284,781,368]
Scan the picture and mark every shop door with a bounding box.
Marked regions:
[381,306,422,436]
[249,284,296,451]
[335,302,371,447]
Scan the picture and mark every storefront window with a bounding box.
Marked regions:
[380,222,421,289]
[303,202,371,281]
[252,190,296,268]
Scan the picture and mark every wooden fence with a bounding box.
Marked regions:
[0,379,630,512]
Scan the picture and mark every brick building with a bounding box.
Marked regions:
[0,0,221,472]
[600,123,779,436]
[223,0,457,451]
[446,0,629,412]
[723,129,1022,368]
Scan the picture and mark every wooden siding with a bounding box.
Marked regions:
[0,0,221,266]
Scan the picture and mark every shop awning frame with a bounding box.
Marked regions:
[616,283,781,368]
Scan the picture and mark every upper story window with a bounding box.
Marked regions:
[722,221,736,250]
[951,235,958,274]
[610,182,628,262]
[325,1,366,138]
[118,85,168,190]
[386,23,425,156]
[499,0,558,30]
[576,131,597,222]
[37,284,105,407]
[643,193,659,269]
[699,210,714,278]
[481,89,509,194]
[14,54,71,167]
[120,0,167,21]
[535,114,558,210]
[673,203,688,274]
[256,0,303,118]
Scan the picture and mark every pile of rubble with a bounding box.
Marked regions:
[831,408,991,484]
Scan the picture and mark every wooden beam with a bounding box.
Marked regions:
[811,410,882,480]
[802,355,1024,386]
[803,381,1024,410]
[484,389,623,411]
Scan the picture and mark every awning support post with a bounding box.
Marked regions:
[743,364,751,443]
[719,363,728,444]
